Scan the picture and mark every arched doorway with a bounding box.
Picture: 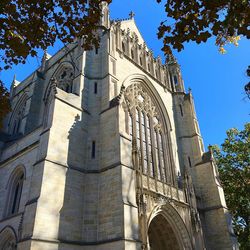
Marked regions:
[0,226,17,250]
[148,214,181,250]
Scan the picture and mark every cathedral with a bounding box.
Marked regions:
[0,3,238,250]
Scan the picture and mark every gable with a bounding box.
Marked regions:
[119,19,148,49]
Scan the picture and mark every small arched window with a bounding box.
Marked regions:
[5,168,25,217]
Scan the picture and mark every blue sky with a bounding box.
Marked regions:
[0,0,249,149]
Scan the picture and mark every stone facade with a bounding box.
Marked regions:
[0,3,238,250]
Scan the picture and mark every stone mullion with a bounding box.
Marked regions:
[131,107,137,146]
[145,115,152,178]
[143,113,150,189]
[165,131,177,187]
[154,129,162,181]
[138,109,145,174]
[160,132,173,199]
[162,132,172,184]
[159,132,166,183]
[149,117,159,189]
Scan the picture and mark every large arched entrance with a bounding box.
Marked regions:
[147,203,193,250]
[148,214,181,250]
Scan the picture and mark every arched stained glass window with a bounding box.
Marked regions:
[124,82,173,184]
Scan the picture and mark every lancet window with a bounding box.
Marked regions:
[5,167,24,217]
[124,83,173,184]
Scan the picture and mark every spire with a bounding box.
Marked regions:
[11,74,19,88]
[10,74,20,98]
[12,74,16,85]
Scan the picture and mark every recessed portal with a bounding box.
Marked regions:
[148,214,181,250]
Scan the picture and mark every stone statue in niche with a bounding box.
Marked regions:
[56,67,74,93]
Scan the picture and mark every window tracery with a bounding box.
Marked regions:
[124,83,171,183]
[55,66,74,93]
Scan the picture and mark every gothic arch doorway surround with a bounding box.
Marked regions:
[147,204,193,250]
[0,226,17,250]
[148,214,180,250]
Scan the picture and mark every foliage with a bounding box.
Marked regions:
[0,80,11,129]
[157,0,250,54]
[245,66,250,99]
[0,0,111,70]
[1,0,248,69]
[0,0,249,127]
[212,123,250,249]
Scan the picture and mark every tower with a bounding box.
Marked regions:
[0,5,237,250]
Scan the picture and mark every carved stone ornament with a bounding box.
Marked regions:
[124,83,161,125]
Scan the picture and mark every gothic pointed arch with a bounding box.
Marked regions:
[52,61,75,94]
[43,77,57,128]
[148,203,193,250]
[4,165,25,217]
[122,74,175,184]
[122,74,172,131]
[0,226,17,250]
[8,93,28,135]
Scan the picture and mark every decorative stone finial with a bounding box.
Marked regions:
[129,11,135,19]
[10,74,20,98]
[41,49,51,71]
[11,74,19,88]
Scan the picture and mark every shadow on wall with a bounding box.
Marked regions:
[57,113,86,246]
